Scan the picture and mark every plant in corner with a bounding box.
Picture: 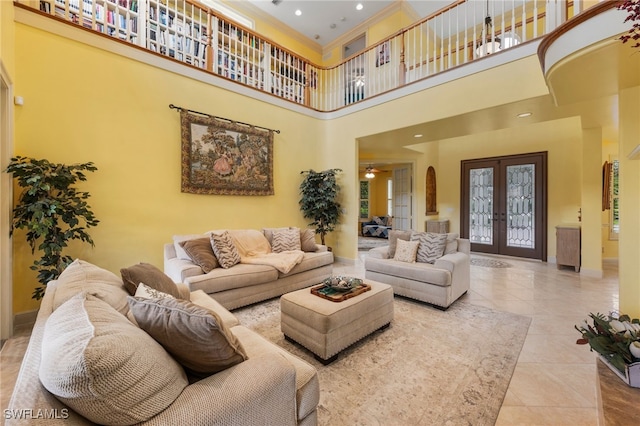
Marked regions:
[6,156,99,300]
[299,168,342,247]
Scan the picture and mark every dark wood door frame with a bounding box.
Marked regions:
[460,152,547,261]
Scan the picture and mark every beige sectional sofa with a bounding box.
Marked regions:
[7,260,319,425]
[164,228,334,310]
[364,231,471,309]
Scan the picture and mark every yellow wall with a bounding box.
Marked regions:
[437,117,583,256]
[12,22,325,313]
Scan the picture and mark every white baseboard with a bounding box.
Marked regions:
[580,268,604,279]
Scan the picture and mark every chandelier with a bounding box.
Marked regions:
[476,0,521,57]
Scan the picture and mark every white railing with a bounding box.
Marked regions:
[20,0,587,111]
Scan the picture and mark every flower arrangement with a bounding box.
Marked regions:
[576,312,640,378]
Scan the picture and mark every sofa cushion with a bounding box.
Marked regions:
[229,229,272,257]
[210,231,242,269]
[393,239,419,263]
[185,263,279,293]
[262,227,290,246]
[52,259,130,316]
[272,227,302,252]
[411,232,448,264]
[135,282,175,299]
[279,250,334,277]
[121,262,182,298]
[179,237,219,273]
[231,325,319,421]
[173,234,204,260]
[40,293,188,425]
[388,229,412,258]
[365,257,452,287]
[444,233,460,254]
[300,228,318,252]
[128,297,248,376]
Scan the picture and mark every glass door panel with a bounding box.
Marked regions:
[506,164,535,249]
[469,167,494,245]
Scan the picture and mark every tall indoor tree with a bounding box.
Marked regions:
[6,156,99,299]
[299,168,342,247]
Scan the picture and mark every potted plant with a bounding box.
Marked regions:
[6,156,99,300]
[299,168,342,247]
[576,312,640,387]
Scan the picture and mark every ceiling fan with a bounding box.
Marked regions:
[360,165,385,179]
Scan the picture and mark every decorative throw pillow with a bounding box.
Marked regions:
[411,231,448,264]
[388,229,412,258]
[393,239,419,263]
[127,296,248,376]
[172,234,204,260]
[40,293,188,425]
[179,237,219,273]
[209,231,241,269]
[373,216,385,225]
[300,228,318,252]
[135,282,175,300]
[52,259,130,316]
[262,227,290,246]
[120,262,182,299]
[444,233,460,255]
[271,227,302,252]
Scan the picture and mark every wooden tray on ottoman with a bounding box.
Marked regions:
[311,283,371,302]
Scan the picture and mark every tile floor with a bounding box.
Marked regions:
[1,252,619,425]
[335,252,619,425]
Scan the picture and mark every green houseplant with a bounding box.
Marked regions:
[299,169,342,247]
[6,156,99,300]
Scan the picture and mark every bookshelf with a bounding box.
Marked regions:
[31,0,310,105]
[147,0,208,68]
[214,20,265,89]
[269,46,306,104]
[48,0,141,43]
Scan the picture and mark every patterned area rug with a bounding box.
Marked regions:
[470,257,513,268]
[358,236,389,251]
[234,298,531,425]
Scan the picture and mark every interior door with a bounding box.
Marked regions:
[393,166,412,231]
[461,152,547,260]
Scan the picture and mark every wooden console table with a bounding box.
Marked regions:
[596,358,640,425]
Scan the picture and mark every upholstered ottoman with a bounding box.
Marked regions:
[280,280,394,364]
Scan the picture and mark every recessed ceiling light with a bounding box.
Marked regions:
[356,3,364,11]
[517,112,532,118]
[414,134,423,138]
[295,9,302,16]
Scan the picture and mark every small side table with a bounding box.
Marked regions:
[426,220,449,234]
[556,224,581,272]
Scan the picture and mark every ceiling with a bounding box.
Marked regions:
[244,0,451,47]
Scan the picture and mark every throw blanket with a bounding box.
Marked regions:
[229,229,304,274]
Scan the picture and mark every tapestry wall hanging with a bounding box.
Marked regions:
[180,110,274,196]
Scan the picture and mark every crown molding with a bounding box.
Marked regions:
[223,0,323,56]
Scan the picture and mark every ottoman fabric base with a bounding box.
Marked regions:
[280,281,394,361]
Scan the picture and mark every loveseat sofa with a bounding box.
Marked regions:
[7,259,319,425]
[364,230,470,309]
[164,228,334,310]
[362,215,393,238]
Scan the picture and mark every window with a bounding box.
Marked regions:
[387,178,393,216]
[359,180,370,219]
[610,158,619,240]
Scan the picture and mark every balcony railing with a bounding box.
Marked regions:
[19,0,586,112]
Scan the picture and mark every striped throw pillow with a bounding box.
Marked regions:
[410,231,448,264]
[209,231,241,269]
[272,227,301,253]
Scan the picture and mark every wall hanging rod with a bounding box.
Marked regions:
[169,104,280,134]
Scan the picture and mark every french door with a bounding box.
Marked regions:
[393,166,412,231]
[461,152,547,260]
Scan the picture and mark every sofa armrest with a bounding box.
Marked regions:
[434,251,470,298]
[367,246,390,259]
[315,244,329,252]
[144,355,298,426]
[434,252,468,273]
[456,238,471,255]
